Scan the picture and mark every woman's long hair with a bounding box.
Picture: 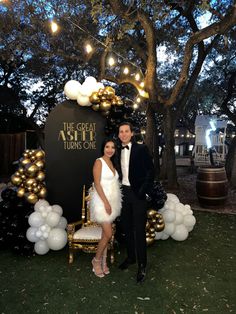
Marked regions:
[101,138,118,168]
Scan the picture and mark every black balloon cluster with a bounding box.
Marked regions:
[146,181,167,210]
[0,188,34,256]
[104,101,146,137]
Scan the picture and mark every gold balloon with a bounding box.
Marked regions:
[30,156,36,162]
[155,223,165,232]
[23,152,29,158]
[11,175,22,186]
[146,237,155,246]
[35,150,45,159]
[18,167,24,174]
[26,164,39,177]
[115,96,123,106]
[21,158,31,167]
[36,171,45,182]
[100,100,111,111]
[98,88,105,96]
[146,221,150,229]
[111,98,118,105]
[28,150,35,156]
[89,92,100,104]
[147,209,157,218]
[103,86,115,100]
[17,187,25,198]
[25,178,37,187]
[21,174,26,180]
[33,187,40,194]
[150,227,155,233]
[38,187,47,198]
[26,186,33,192]
[26,193,38,204]
[35,160,45,170]
[92,104,100,111]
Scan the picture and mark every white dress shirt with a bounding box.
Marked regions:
[121,142,132,186]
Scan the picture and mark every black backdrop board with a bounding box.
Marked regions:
[45,100,105,223]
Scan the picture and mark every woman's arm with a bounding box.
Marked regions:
[93,159,112,215]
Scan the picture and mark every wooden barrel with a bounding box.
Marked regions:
[196,166,228,208]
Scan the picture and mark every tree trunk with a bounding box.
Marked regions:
[160,108,178,188]
[225,136,236,188]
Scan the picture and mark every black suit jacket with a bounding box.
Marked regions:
[118,142,155,200]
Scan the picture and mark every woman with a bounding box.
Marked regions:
[89,138,122,278]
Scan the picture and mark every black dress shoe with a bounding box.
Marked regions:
[118,258,136,270]
[136,266,146,283]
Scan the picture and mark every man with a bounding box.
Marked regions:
[118,122,154,283]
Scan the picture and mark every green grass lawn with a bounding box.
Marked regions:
[0,211,235,314]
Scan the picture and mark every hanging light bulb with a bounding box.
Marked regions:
[51,21,58,33]
[85,43,93,54]
[133,103,138,109]
[108,56,115,66]
[136,97,141,103]
[135,73,141,81]
[140,82,145,88]
[123,67,129,74]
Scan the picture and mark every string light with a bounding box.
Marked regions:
[123,67,129,75]
[140,82,145,88]
[108,56,116,66]
[51,21,58,33]
[133,103,138,109]
[135,73,141,81]
[136,97,141,103]
[85,43,93,54]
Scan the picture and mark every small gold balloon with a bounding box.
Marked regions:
[23,152,29,158]
[155,223,165,232]
[26,193,38,204]
[25,149,30,153]
[26,163,39,177]
[38,187,47,198]
[147,209,157,218]
[100,100,111,111]
[25,178,37,187]
[98,88,105,96]
[21,158,31,166]
[92,104,100,111]
[17,187,25,197]
[89,92,100,103]
[11,175,22,186]
[146,237,155,246]
[115,96,123,106]
[146,221,150,229]
[18,167,24,174]
[26,186,33,192]
[28,150,35,156]
[21,174,26,180]
[111,98,118,105]
[33,187,39,194]
[36,171,45,182]
[30,156,36,162]
[35,160,44,170]
[35,150,45,159]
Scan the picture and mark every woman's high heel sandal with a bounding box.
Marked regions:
[92,258,104,278]
[102,255,110,275]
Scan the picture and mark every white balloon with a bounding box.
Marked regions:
[80,82,94,97]
[172,225,188,241]
[161,232,169,240]
[34,200,49,211]
[167,193,180,204]
[163,209,176,223]
[34,240,50,255]
[184,215,196,232]
[46,206,52,213]
[41,212,48,218]
[164,200,176,211]
[175,203,185,213]
[184,204,191,211]
[47,228,67,250]
[175,212,184,225]
[93,82,104,92]
[164,223,176,236]
[64,80,81,100]
[155,231,163,240]
[157,206,165,214]
[77,93,91,107]
[40,224,47,232]
[57,217,67,229]
[52,204,63,216]
[36,230,42,237]
[26,227,39,242]
[43,232,49,239]
[28,212,45,227]
[84,76,97,85]
[46,212,61,228]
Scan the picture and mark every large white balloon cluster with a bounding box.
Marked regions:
[26,199,68,255]
[155,193,196,241]
[64,76,104,107]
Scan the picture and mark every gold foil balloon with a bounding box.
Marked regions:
[146,237,155,246]
[155,223,165,232]
[98,88,104,96]
[147,209,157,218]
[89,92,100,103]
[18,167,24,174]
[11,175,22,186]
[100,100,111,111]
[35,150,45,159]
[25,163,39,177]
[21,158,31,166]
[36,171,45,182]
[104,86,115,99]
[25,178,37,187]
[35,160,45,170]
[92,104,100,111]
[115,96,123,106]
[38,187,47,198]
[26,193,38,204]
[17,187,25,198]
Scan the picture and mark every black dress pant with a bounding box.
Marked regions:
[121,185,147,267]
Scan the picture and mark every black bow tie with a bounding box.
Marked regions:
[121,145,129,150]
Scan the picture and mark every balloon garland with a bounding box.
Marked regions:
[146,210,165,245]
[11,149,47,204]
[64,77,123,116]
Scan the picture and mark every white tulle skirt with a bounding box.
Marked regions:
[89,180,122,224]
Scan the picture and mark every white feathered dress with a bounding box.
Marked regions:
[89,158,122,223]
